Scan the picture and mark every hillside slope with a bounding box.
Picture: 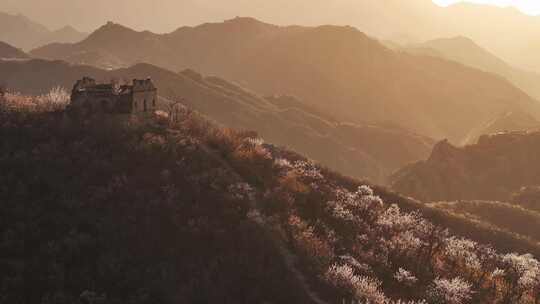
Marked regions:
[0,59,434,184]
[405,36,540,102]
[2,96,539,303]
[31,18,540,143]
[390,131,540,203]
[0,41,27,59]
[513,186,540,213]
[0,102,314,304]
[429,200,540,244]
[461,110,540,145]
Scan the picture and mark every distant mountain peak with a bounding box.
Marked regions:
[99,21,134,32]
[219,16,277,31]
[429,139,461,162]
[54,25,81,33]
[82,21,142,44]
[225,16,267,25]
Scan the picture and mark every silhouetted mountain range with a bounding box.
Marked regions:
[9,0,540,71]
[0,11,87,50]
[31,18,540,143]
[0,58,434,184]
[390,131,540,203]
[264,0,540,73]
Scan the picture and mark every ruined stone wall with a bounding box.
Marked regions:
[71,93,119,114]
[132,79,157,113]
[69,78,157,115]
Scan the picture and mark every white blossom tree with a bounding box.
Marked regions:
[394,268,419,286]
[428,277,473,304]
[325,264,388,304]
[501,253,540,303]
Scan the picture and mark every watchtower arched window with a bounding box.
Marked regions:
[152,98,156,107]
[143,99,147,112]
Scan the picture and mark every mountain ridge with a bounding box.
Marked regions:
[404,35,540,101]
[31,18,540,143]
[0,11,87,50]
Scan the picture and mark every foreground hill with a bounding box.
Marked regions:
[31,18,540,143]
[0,11,87,50]
[0,59,434,184]
[2,95,539,303]
[0,41,27,59]
[405,36,540,102]
[391,131,540,203]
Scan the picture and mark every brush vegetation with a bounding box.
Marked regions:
[1,95,539,304]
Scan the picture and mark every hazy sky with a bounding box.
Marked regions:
[1,0,539,33]
[433,0,540,15]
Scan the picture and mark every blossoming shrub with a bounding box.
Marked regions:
[0,87,69,112]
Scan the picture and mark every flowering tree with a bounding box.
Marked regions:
[274,157,292,169]
[228,182,255,201]
[394,268,419,286]
[288,215,334,266]
[325,264,388,304]
[376,204,430,265]
[428,277,473,304]
[42,86,70,110]
[444,237,482,278]
[501,253,540,303]
[292,160,324,181]
[328,186,384,223]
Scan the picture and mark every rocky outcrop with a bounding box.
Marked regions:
[428,139,463,162]
[390,131,540,202]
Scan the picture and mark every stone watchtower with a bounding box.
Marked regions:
[131,79,158,113]
[69,77,158,115]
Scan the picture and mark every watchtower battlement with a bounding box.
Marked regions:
[70,77,158,114]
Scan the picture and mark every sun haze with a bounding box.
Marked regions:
[433,0,540,15]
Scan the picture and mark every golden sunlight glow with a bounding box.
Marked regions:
[433,0,540,15]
